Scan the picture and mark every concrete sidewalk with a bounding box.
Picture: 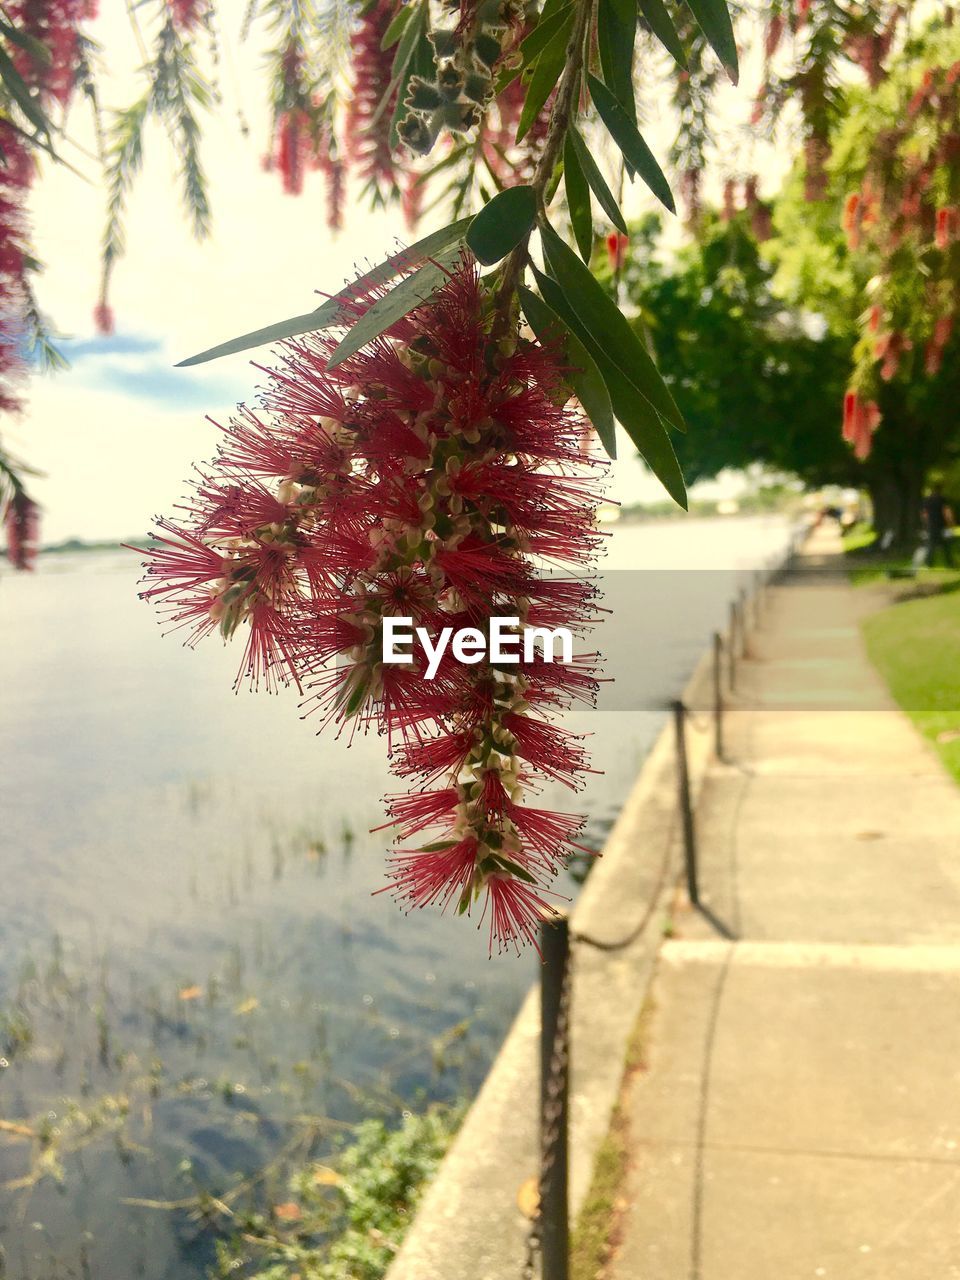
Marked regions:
[610,527,960,1280]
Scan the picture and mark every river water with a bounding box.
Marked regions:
[0,515,792,1278]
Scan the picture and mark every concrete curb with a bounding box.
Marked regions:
[386,650,717,1280]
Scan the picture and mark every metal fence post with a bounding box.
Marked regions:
[712,631,724,761]
[672,700,699,907]
[739,586,749,650]
[539,915,569,1280]
[728,599,738,690]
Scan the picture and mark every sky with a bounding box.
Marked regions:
[16,1,780,543]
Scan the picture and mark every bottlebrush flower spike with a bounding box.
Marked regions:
[4,491,40,571]
[842,391,882,460]
[606,232,629,272]
[9,0,88,106]
[168,0,204,32]
[346,0,398,196]
[142,258,608,953]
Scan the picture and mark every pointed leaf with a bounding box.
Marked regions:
[516,15,573,143]
[685,0,738,83]
[638,0,687,67]
[391,0,427,79]
[519,3,575,65]
[529,268,684,504]
[494,0,572,92]
[587,74,675,213]
[466,186,538,265]
[380,3,414,50]
[597,0,637,124]
[538,221,685,432]
[598,364,685,505]
[176,219,473,367]
[568,127,627,235]
[519,285,616,458]
[326,247,462,369]
[0,45,53,139]
[563,135,593,262]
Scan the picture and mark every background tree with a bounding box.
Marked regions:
[618,210,853,489]
[767,13,960,543]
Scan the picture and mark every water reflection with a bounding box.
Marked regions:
[0,515,791,1277]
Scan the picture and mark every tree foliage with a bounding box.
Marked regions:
[620,211,853,488]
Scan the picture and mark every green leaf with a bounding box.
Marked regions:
[568,127,627,234]
[495,0,573,92]
[599,363,685,505]
[538,222,685,432]
[0,44,53,139]
[0,16,51,65]
[685,0,738,83]
[516,15,573,144]
[530,268,684,504]
[326,247,462,369]
[638,0,687,67]
[380,3,414,50]
[597,0,637,124]
[466,186,538,265]
[587,74,675,213]
[563,135,593,262]
[519,285,616,458]
[518,3,575,66]
[391,0,428,79]
[176,219,473,367]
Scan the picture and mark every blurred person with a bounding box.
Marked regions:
[921,483,956,568]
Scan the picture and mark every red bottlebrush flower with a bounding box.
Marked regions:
[925,314,954,375]
[842,192,864,249]
[168,0,204,31]
[346,0,398,195]
[935,206,958,251]
[142,258,608,952]
[4,491,40,570]
[605,232,628,273]
[842,192,860,229]
[482,875,559,956]
[842,392,882,460]
[323,156,345,232]
[764,14,784,60]
[9,0,92,106]
[0,122,32,415]
[94,301,114,336]
[934,314,954,348]
[402,171,425,233]
[274,110,311,197]
[908,70,935,117]
[867,305,882,334]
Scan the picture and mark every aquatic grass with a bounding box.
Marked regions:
[210,1104,463,1280]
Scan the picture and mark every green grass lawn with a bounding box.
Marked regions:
[862,587,960,786]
